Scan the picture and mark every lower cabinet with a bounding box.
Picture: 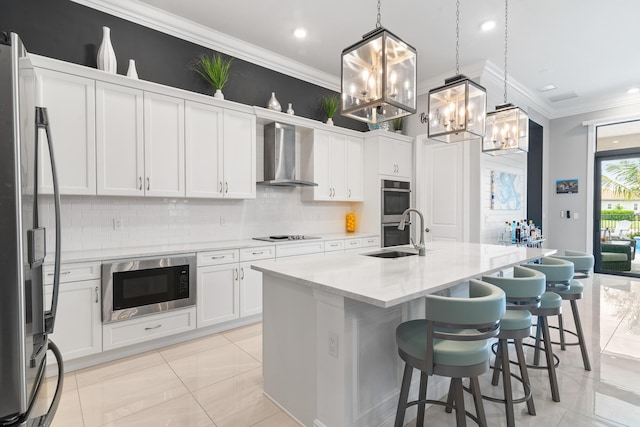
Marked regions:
[102,307,196,351]
[197,263,240,328]
[239,261,265,317]
[45,279,102,362]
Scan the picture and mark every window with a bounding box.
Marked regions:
[607,204,612,209]
[635,204,638,211]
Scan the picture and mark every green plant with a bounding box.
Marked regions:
[320,94,340,119]
[392,117,404,131]
[192,53,233,90]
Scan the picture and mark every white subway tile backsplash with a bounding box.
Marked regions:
[42,187,356,252]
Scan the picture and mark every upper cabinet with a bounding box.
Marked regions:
[302,130,364,202]
[377,135,413,179]
[185,102,256,199]
[143,92,185,197]
[96,81,144,196]
[37,68,96,195]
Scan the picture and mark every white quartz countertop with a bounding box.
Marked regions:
[47,232,378,264]
[252,241,557,308]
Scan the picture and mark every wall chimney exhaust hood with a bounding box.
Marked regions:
[259,122,317,187]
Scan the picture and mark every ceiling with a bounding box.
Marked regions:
[111,0,640,118]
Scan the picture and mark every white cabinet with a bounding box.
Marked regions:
[96,81,144,196]
[185,101,224,198]
[239,261,264,317]
[197,263,239,328]
[36,68,96,195]
[103,307,196,351]
[143,91,185,197]
[303,130,364,202]
[223,110,256,199]
[43,262,102,362]
[379,137,412,178]
[185,103,256,199]
[346,137,364,201]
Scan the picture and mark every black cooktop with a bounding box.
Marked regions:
[253,235,321,242]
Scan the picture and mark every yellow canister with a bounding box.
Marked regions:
[346,212,356,232]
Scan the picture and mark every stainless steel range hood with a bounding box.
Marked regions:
[259,122,317,187]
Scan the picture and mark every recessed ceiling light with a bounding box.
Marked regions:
[538,84,557,92]
[613,140,620,144]
[480,20,496,31]
[293,28,307,39]
[628,87,639,94]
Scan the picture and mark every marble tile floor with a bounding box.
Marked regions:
[42,273,640,426]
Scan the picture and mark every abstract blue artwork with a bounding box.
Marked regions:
[491,171,522,210]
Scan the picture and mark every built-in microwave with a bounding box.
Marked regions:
[381,179,411,223]
[102,254,196,323]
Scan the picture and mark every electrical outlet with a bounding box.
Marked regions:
[219,216,226,226]
[112,218,122,230]
[328,332,339,358]
[574,212,579,220]
[560,211,565,218]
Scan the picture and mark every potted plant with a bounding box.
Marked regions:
[392,117,404,133]
[320,94,340,125]
[192,53,233,99]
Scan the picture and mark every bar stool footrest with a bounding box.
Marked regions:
[522,340,560,369]
[547,324,581,347]
[405,398,483,426]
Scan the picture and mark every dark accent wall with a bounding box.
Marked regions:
[527,120,543,228]
[1,0,367,131]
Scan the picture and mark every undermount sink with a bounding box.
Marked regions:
[363,250,418,259]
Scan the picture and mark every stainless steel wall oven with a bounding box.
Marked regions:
[102,254,196,323]
[381,179,411,247]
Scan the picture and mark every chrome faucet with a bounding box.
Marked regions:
[398,208,426,256]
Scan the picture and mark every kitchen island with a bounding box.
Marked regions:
[252,241,555,427]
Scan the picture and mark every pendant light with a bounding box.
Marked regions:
[341,0,417,124]
[428,0,487,143]
[483,0,529,155]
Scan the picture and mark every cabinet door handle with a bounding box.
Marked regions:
[240,267,245,280]
[225,182,229,193]
[219,181,223,192]
[234,268,238,281]
[348,189,351,198]
[48,271,70,276]
[146,177,150,191]
[94,286,99,303]
[144,324,162,331]
[139,177,143,190]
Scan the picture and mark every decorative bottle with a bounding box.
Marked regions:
[346,212,356,233]
[267,92,282,112]
[97,26,117,74]
[126,59,138,79]
[286,103,294,115]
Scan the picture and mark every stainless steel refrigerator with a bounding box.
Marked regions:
[0,32,63,427]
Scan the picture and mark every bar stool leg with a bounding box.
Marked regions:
[452,378,467,427]
[491,345,502,386]
[558,313,566,350]
[470,376,487,427]
[394,363,413,427]
[445,380,455,413]
[499,340,515,427]
[416,372,428,427]
[514,339,536,415]
[570,300,592,371]
[540,316,561,402]
[533,319,542,366]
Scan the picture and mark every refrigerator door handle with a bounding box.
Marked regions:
[36,107,61,335]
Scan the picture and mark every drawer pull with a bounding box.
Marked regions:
[330,243,339,247]
[252,251,264,255]
[144,324,162,331]
[210,255,225,260]
[47,271,71,276]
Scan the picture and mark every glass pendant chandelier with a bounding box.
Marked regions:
[341,0,417,124]
[428,0,487,143]
[483,0,529,155]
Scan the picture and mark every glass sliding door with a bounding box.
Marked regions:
[594,120,640,276]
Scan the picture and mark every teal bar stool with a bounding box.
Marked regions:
[481,266,546,427]
[394,280,506,427]
[549,250,594,371]
[522,257,576,402]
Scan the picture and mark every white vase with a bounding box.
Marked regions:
[326,117,334,126]
[267,92,281,111]
[97,26,117,74]
[214,89,225,99]
[126,59,138,79]
[286,103,294,115]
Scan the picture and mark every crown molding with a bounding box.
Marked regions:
[70,0,340,91]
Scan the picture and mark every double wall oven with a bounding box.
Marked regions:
[102,254,196,323]
[381,179,411,247]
